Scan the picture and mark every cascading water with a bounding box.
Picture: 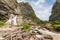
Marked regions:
[6,14,17,25]
[34,28,60,40]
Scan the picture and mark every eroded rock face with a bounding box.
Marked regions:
[56,0,60,2]
[0,0,41,25]
[0,0,17,9]
[49,1,60,21]
[19,2,41,25]
[0,0,19,22]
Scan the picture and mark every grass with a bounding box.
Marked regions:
[51,20,60,31]
[18,24,31,34]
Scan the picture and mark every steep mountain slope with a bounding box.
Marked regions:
[49,1,60,21]
[0,0,41,25]
[19,2,41,25]
[49,0,60,31]
[0,0,19,22]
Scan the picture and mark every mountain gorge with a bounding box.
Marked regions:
[0,0,41,26]
[0,0,60,40]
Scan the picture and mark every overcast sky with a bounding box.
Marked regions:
[17,0,56,21]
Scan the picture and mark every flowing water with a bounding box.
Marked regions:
[6,14,17,25]
[5,14,60,40]
[37,28,60,40]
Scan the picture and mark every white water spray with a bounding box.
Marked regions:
[36,28,60,40]
[6,14,17,25]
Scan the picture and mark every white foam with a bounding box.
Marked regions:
[37,29,60,40]
[6,14,17,25]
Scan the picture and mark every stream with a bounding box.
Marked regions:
[33,28,60,40]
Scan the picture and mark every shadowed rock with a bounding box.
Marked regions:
[49,0,60,21]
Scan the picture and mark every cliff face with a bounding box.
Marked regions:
[56,0,60,2]
[0,0,41,25]
[0,0,18,10]
[19,2,41,25]
[0,0,19,22]
[49,1,60,21]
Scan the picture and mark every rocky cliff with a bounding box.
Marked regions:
[0,0,19,22]
[49,1,60,21]
[0,0,41,25]
[19,2,41,25]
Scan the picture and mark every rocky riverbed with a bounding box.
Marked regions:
[0,26,60,40]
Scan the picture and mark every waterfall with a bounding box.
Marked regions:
[6,14,17,25]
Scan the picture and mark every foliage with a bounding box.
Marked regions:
[37,20,48,26]
[18,24,31,34]
[15,0,18,4]
[0,21,5,27]
[51,20,60,31]
[49,1,60,21]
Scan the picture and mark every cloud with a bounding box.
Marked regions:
[17,0,26,3]
[35,0,46,6]
[36,5,53,21]
[17,0,55,21]
[32,0,46,6]
[30,0,51,21]
[30,0,54,21]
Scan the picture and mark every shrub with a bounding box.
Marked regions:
[51,20,60,31]
[0,21,5,27]
[37,20,48,26]
[18,24,31,34]
[54,25,60,31]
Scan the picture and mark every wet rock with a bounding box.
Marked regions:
[43,35,53,40]
[30,35,42,40]
[43,23,54,31]
[21,33,30,40]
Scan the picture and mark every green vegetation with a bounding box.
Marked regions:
[37,20,48,26]
[51,20,60,31]
[15,0,18,4]
[23,13,48,26]
[0,21,5,27]
[23,12,37,21]
[18,24,31,34]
